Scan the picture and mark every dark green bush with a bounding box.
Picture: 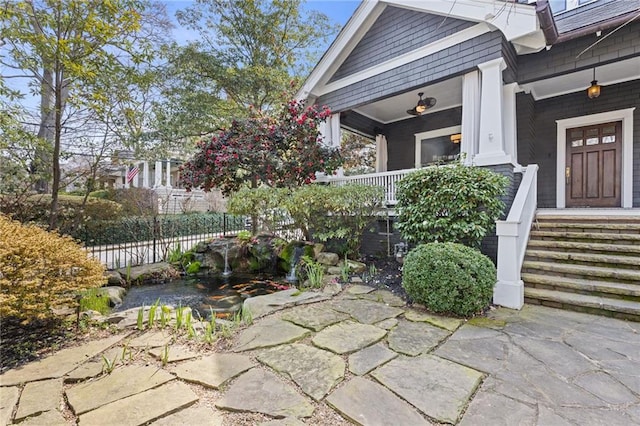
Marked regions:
[402,242,496,317]
[396,163,508,247]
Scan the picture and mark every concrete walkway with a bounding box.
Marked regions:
[1,283,639,425]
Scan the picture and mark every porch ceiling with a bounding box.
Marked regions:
[352,76,463,124]
[520,56,640,100]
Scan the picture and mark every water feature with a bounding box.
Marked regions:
[222,242,232,277]
[114,274,289,319]
[285,246,303,284]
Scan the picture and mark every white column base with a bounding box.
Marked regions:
[473,152,513,167]
[493,279,524,310]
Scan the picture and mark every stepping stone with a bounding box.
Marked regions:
[374,318,398,330]
[326,377,430,426]
[372,355,483,424]
[127,330,173,348]
[312,321,387,354]
[260,419,307,426]
[233,317,311,352]
[66,365,175,415]
[216,369,314,418]
[387,319,450,356]
[459,391,536,426]
[328,299,404,324]
[78,380,198,425]
[0,386,20,426]
[149,345,199,363]
[404,309,463,332]
[257,343,345,400]
[281,304,350,331]
[359,290,406,307]
[573,371,638,405]
[0,334,126,386]
[348,343,398,376]
[243,289,330,318]
[347,284,375,295]
[14,378,62,422]
[65,347,123,383]
[17,409,67,426]
[151,405,223,425]
[171,354,254,389]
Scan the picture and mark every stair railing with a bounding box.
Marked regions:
[494,164,539,309]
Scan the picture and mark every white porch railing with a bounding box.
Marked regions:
[494,164,539,309]
[316,167,421,204]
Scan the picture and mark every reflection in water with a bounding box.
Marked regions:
[114,274,289,319]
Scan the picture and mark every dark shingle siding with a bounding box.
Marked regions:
[516,78,640,208]
[330,6,475,82]
[554,0,640,34]
[341,111,383,137]
[518,20,640,83]
[318,31,503,112]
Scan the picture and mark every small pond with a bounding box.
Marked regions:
[114,274,290,319]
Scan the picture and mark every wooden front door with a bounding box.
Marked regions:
[566,122,621,207]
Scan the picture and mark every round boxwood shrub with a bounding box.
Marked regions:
[402,242,496,317]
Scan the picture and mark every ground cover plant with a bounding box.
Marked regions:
[402,242,496,317]
[396,163,508,247]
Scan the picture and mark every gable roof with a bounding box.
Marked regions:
[297,0,542,101]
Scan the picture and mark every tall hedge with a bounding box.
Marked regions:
[396,163,508,247]
[0,215,106,322]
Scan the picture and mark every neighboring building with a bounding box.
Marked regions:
[299,0,640,317]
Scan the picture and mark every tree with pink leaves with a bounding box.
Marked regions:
[180,100,342,195]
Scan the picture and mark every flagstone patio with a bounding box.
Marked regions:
[0,284,638,425]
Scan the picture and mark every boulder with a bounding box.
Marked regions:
[98,286,127,307]
[346,260,367,274]
[316,252,339,266]
[118,262,179,285]
[105,270,125,286]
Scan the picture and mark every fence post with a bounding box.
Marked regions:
[153,216,158,263]
[223,213,227,236]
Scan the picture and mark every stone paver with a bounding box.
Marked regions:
[216,369,314,418]
[573,371,638,405]
[348,343,398,376]
[78,380,198,426]
[404,309,463,332]
[281,304,350,331]
[372,355,483,424]
[259,418,307,426]
[0,386,20,426]
[312,321,387,354]
[0,334,126,386]
[243,289,330,318]
[328,299,404,324]
[64,347,123,383]
[149,345,199,363]
[387,319,450,356]
[374,317,398,330]
[346,284,375,295]
[358,290,406,307]
[151,405,223,425]
[233,317,311,352]
[66,365,175,415]
[459,391,537,426]
[18,409,68,426]
[257,343,345,400]
[127,330,173,348]
[14,378,63,421]
[171,354,254,389]
[326,377,430,426]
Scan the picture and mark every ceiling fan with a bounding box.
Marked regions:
[406,92,436,116]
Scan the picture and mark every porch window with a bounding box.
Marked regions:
[419,136,460,167]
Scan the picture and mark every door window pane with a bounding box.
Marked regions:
[602,135,616,144]
[585,128,599,145]
[571,139,583,147]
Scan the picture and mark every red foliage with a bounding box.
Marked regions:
[180,100,342,195]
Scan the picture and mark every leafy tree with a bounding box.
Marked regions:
[155,0,338,140]
[180,100,342,195]
[0,0,167,229]
[341,131,376,176]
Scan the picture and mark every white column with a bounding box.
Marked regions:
[123,167,130,189]
[461,70,480,165]
[474,58,512,166]
[502,83,519,164]
[154,161,163,188]
[494,221,524,309]
[317,113,343,177]
[165,160,172,188]
[143,161,150,188]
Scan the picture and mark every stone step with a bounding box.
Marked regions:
[522,261,640,283]
[522,273,640,298]
[524,287,640,322]
[526,239,640,255]
[525,250,640,268]
[529,230,640,243]
[535,214,640,223]
[534,222,640,232]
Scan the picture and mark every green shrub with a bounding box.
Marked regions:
[402,242,495,317]
[0,215,106,322]
[396,163,508,247]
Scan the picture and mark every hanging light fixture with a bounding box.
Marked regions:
[407,92,437,116]
[587,68,601,99]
